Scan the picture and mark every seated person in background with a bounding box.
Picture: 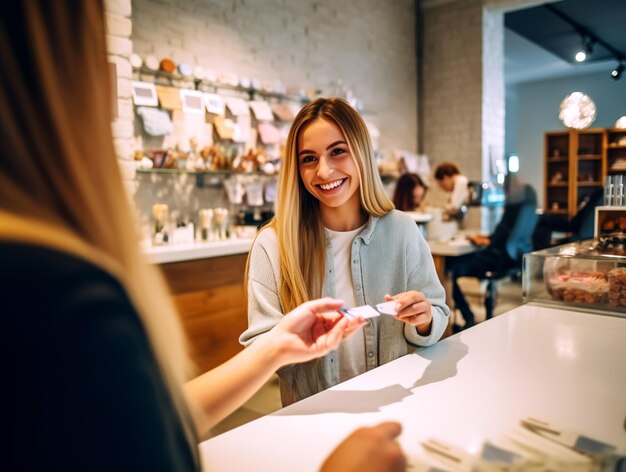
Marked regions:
[532,188,604,250]
[433,162,469,220]
[447,174,537,331]
[393,173,429,211]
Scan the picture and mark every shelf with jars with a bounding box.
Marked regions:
[606,128,626,175]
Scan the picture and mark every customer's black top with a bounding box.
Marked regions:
[0,243,197,471]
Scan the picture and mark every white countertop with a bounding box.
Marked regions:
[199,304,626,471]
[144,236,474,264]
[144,238,253,264]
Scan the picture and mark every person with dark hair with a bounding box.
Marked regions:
[433,162,469,219]
[393,173,429,212]
[447,174,538,331]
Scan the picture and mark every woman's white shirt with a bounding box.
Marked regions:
[325,225,367,382]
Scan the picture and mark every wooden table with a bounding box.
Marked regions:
[428,240,479,336]
[428,239,478,283]
[200,304,626,471]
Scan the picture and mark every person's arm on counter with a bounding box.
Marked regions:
[185,298,364,434]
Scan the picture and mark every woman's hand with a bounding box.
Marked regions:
[268,297,366,367]
[185,298,363,433]
[321,422,406,472]
[385,291,432,335]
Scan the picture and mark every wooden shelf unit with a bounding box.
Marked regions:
[606,128,626,175]
[544,128,610,217]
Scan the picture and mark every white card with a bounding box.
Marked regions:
[340,305,380,319]
[376,301,398,315]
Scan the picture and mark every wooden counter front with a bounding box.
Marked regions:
[158,253,248,374]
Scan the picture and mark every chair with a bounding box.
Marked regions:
[482,201,538,319]
[533,189,603,249]
[567,189,604,242]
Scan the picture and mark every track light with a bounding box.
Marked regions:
[545,4,625,82]
[575,35,595,62]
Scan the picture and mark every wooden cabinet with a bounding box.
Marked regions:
[544,129,606,217]
[544,131,571,215]
[158,253,248,374]
[606,128,626,175]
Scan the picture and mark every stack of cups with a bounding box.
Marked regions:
[213,208,229,240]
[605,175,625,206]
[198,209,214,242]
[152,204,169,246]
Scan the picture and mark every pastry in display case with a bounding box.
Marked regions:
[523,234,626,317]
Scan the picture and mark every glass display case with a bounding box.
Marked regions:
[523,234,626,317]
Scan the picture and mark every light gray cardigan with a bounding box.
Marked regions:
[240,210,450,405]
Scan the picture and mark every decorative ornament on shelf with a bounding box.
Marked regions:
[615,116,626,129]
[559,92,596,129]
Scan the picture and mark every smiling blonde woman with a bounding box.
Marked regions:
[241,98,450,406]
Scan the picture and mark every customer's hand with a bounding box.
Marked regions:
[321,421,406,472]
[385,291,432,335]
[467,234,490,247]
[268,298,365,367]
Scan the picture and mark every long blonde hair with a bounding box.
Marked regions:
[0,0,197,452]
[260,98,393,313]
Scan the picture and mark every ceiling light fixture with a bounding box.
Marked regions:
[544,4,625,81]
[575,34,595,62]
[559,92,597,130]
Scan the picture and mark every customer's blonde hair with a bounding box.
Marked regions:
[258,97,393,313]
[0,0,197,452]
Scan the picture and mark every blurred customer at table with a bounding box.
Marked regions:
[393,173,429,212]
[447,174,538,331]
[241,97,450,406]
[532,188,603,250]
[0,2,406,470]
[434,162,469,220]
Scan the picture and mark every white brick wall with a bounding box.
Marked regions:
[420,0,541,231]
[105,0,132,17]
[105,12,132,37]
[105,0,134,178]
[421,0,554,181]
[131,0,418,158]
[482,6,504,180]
[422,0,484,183]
